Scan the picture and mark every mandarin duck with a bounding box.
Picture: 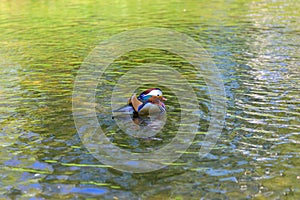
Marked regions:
[114,88,167,116]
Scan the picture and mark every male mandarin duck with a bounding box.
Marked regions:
[114,88,167,116]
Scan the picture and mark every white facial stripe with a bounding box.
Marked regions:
[147,89,162,96]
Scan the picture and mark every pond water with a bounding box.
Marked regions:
[0,0,299,199]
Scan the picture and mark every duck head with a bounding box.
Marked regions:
[138,88,167,103]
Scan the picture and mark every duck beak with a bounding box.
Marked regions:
[161,96,167,101]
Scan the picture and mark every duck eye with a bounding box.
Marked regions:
[157,94,160,96]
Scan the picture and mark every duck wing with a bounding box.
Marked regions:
[113,94,143,114]
[129,94,143,112]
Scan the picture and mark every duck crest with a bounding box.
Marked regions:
[139,88,161,96]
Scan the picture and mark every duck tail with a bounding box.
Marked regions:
[113,105,135,113]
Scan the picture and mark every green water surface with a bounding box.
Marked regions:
[0,0,299,199]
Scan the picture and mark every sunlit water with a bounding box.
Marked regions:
[0,0,299,199]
